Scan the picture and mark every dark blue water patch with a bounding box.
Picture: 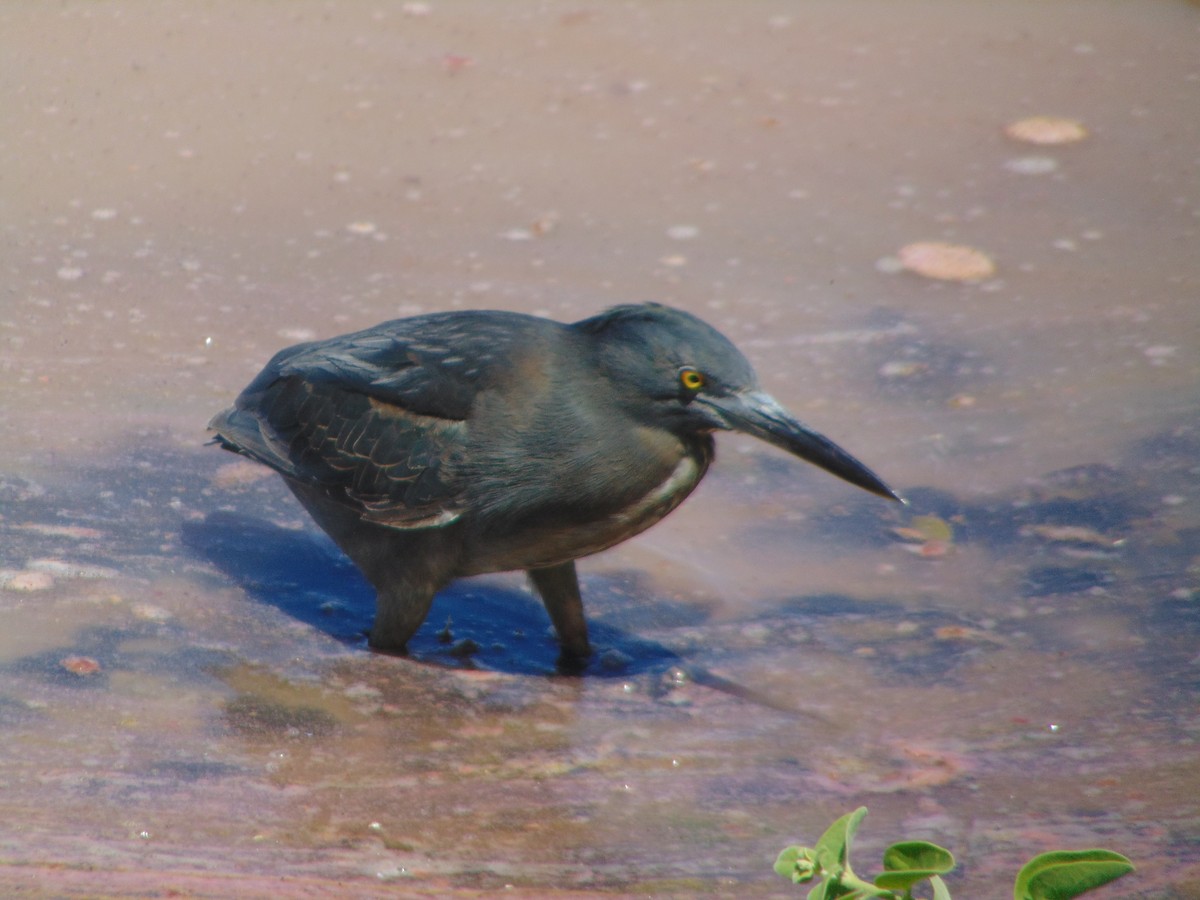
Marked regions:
[182,511,375,645]
[973,496,1142,547]
[1125,421,1200,472]
[895,467,1143,550]
[145,759,246,781]
[1128,527,1200,576]
[0,695,44,728]
[776,592,904,618]
[578,568,719,632]
[893,467,1144,552]
[1020,566,1115,597]
[3,623,233,690]
[871,637,989,681]
[744,492,902,551]
[0,473,46,505]
[1139,593,1200,697]
[870,334,998,403]
[416,579,682,678]
[732,456,1147,558]
[766,597,994,683]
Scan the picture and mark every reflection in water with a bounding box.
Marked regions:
[1,0,1198,895]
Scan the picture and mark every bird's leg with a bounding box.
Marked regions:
[367,578,437,654]
[285,480,452,653]
[350,545,452,654]
[528,561,591,665]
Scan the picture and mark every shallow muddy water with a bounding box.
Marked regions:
[2,2,1199,897]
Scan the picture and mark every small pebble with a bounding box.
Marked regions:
[448,638,479,658]
[879,359,926,379]
[1022,524,1115,546]
[936,628,974,643]
[29,559,117,579]
[1004,116,1087,145]
[4,570,55,591]
[897,241,995,282]
[131,603,172,622]
[739,623,771,644]
[1004,156,1059,175]
[60,656,102,676]
[1144,345,1177,362]
[530,213,558,236]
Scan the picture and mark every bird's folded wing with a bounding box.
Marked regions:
[210,335,474,529]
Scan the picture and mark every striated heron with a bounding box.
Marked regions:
[209,303,900,664]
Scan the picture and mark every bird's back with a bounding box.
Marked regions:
[209,310,567,529]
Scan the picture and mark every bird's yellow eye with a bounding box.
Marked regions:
[679,368,706,391]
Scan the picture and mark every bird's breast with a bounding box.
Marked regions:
[611,437,707,528]
[459,432,712,575]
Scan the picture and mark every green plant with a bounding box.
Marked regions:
[774,807,1133,900]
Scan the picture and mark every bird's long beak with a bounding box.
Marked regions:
[700,390,902,502]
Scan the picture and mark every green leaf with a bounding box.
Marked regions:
[882,840,956,874]
[875,840,956,891]
[930,874,953,900]
[813,807,869,875]
[1013,850,1134,900]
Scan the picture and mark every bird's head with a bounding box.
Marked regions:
[574,303,901,501]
